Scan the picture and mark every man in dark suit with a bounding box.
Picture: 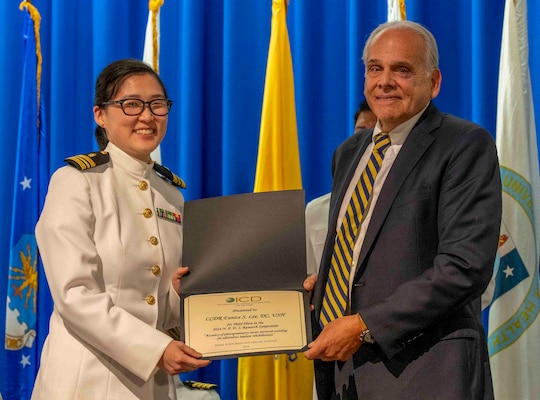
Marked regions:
[304,20,501,399]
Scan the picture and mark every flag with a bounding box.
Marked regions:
[483,0,540,398]
[237,0,312,399]
[2,2,50,399]
[252,0,302,193]
[143,0,163,164]
[387,0,406,21]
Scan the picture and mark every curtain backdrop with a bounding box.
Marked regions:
[1,1,540,399]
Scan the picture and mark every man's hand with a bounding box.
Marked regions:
[158,340,211,375]
[304,314,363,361]
[303,273,318,291]
[303,273,318,311]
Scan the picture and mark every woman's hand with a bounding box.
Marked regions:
[171,266,190,296]
[158,340,210,375]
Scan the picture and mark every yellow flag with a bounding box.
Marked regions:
[238,1,312,399]
[253,0,302,193]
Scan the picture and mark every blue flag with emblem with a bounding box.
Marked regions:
[2,3,50,399]
[481,0,540,398]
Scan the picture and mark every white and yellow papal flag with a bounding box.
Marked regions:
[237,0,312,399]
[387,0,406,21]
[484,0,540,398]
[143,0,163,164]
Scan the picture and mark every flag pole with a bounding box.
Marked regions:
[144,0,164,163]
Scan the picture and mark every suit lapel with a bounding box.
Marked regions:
[354,104,442,279]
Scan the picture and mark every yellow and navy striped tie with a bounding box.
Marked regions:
[320,132,391,327]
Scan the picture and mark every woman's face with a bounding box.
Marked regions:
[93,73,168,163]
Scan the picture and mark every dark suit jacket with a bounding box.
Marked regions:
[312,103,501,400]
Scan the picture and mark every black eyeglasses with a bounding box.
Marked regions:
[100,98,173,116]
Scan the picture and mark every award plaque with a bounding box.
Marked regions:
[181,190,312,359]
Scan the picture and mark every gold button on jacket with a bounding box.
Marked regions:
[151,265,161,276]
[138,181,148,191]
[145,295,156,305]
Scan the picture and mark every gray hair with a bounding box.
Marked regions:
[362,20,439,72]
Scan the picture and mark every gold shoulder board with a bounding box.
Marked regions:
[183,380,218,390]
[65,151,110,170]
[153,163,187,189]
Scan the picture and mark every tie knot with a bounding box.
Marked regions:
[375,132,389,141]
[374,132,391,152]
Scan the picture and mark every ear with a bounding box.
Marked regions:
[430,68,442,99]
[93,105,105,128]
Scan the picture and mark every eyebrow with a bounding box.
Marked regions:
[118,94,167,99]
[367,58,412,67]
[366,58,381,65]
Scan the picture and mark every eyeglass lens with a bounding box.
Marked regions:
[122,99,170,116]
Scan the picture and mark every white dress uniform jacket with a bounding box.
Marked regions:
[32,143,185,400]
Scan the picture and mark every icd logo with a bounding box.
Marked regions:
[225,296,262,303]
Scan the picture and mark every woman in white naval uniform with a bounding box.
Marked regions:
[32,59,210,400]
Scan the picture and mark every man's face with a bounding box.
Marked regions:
[354,110,377,133]
[364,28,441,133]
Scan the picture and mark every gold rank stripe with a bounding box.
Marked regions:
[153,163,187,188]
[65,151,110,170]
[183,380,218,390]
[172,174,186,188]
[67,154,97,169]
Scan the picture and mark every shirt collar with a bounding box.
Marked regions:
[105,142,155,178]
[372,102,430,146]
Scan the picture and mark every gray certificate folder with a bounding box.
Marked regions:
[180,190,312,358]
[182,190,307,294]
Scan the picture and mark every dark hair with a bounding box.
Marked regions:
[94,59,168,150]
[353,100,372,124]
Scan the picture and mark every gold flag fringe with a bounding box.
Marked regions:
[148,0,164,73]
[399,0,407,20]
[19,0,42,127]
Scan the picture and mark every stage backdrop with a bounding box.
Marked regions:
[1,0,540,399]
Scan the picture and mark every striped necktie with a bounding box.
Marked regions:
[320,132,391,327]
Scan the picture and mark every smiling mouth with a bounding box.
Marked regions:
[376,95,401,101]
[134,129,155,135]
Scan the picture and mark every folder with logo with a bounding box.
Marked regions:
[180,190,312,359]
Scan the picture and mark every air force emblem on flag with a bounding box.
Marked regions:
[485,167,540,356]
[5,234,38,354]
